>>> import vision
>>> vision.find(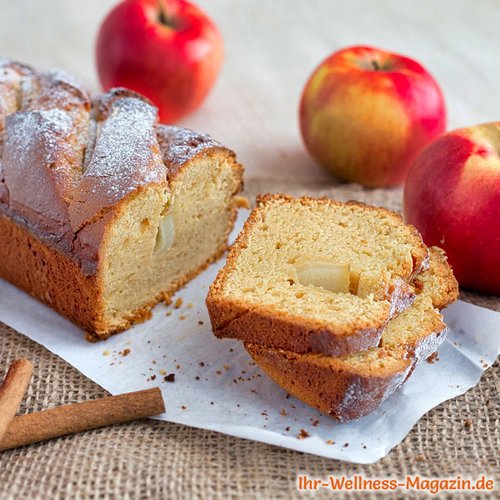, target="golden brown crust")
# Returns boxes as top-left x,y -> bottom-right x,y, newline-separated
0,212 -> 106,334
414,247 -> 459,309
207,193 -> 429,355
245,342 -> 412,422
